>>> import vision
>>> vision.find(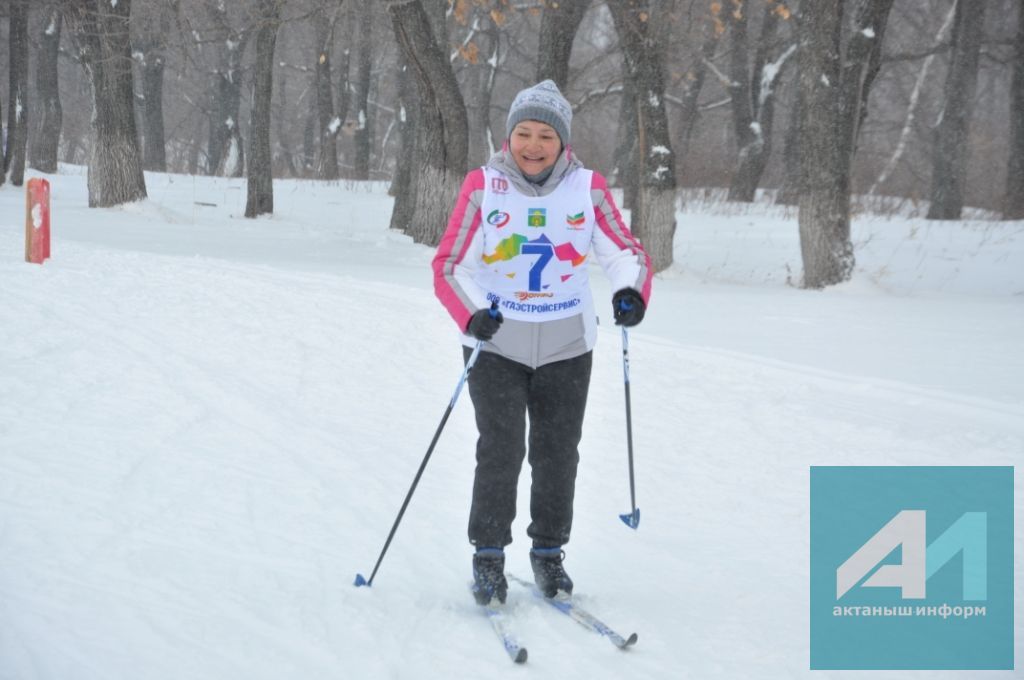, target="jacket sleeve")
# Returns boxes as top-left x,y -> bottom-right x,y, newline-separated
432,169 -> 489,331
589,171 -> 653,305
